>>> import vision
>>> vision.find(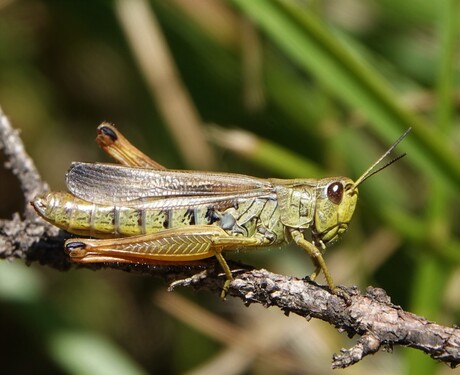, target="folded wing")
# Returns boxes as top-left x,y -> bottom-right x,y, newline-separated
66,162 -> 274,205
